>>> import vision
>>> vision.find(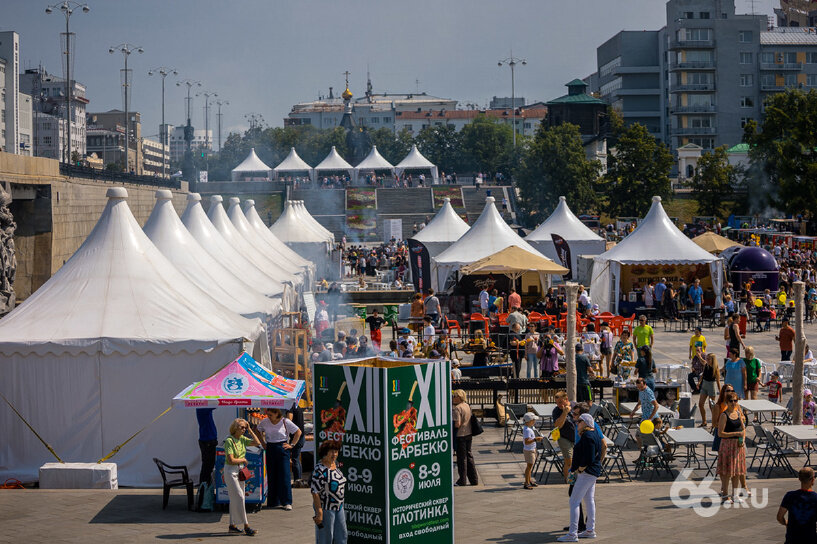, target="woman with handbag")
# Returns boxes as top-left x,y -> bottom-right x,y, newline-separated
452,389 -> 478,486
224,418 -> 261,536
